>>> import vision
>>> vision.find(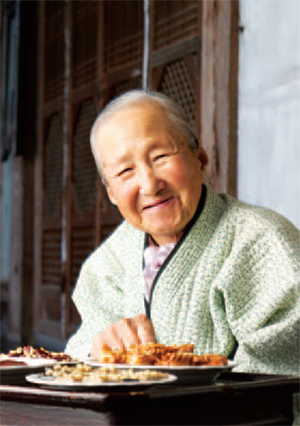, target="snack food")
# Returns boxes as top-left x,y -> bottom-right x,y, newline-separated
0,346 -> 72,362
98,343 -> 228,367
44,363 -> 170,383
